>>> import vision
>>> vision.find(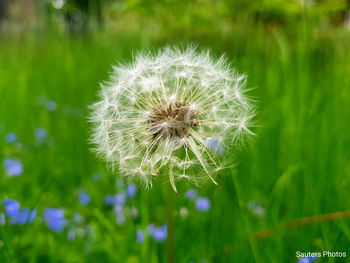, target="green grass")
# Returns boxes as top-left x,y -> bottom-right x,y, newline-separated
0,22 -> 350,263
